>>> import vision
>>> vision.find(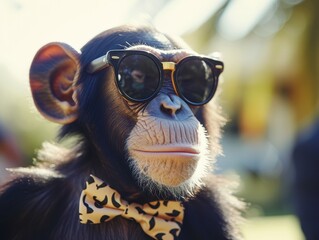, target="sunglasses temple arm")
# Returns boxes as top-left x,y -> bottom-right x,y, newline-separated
215,61 -> 224,76
87,55 -> 110,74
